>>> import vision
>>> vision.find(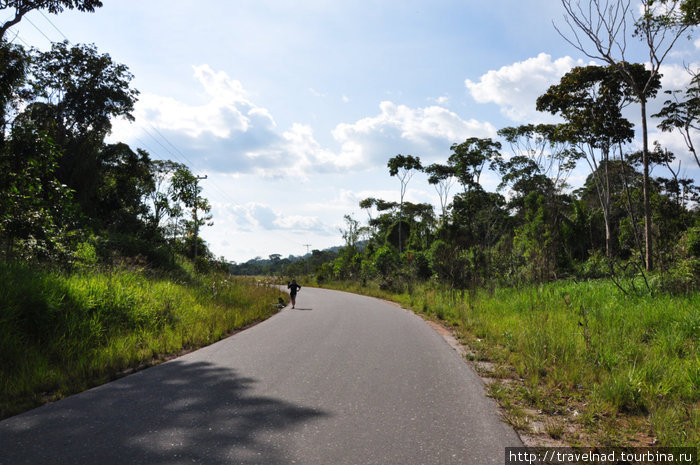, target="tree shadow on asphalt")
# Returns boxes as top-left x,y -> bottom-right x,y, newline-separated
0,360 -> 329,465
